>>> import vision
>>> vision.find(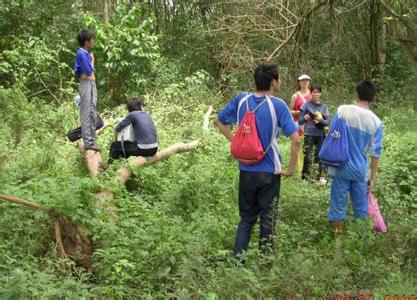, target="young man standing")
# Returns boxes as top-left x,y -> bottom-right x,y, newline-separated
327,80 -> 383,230
74,29 -> 100,152
215,62 -> 301,256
